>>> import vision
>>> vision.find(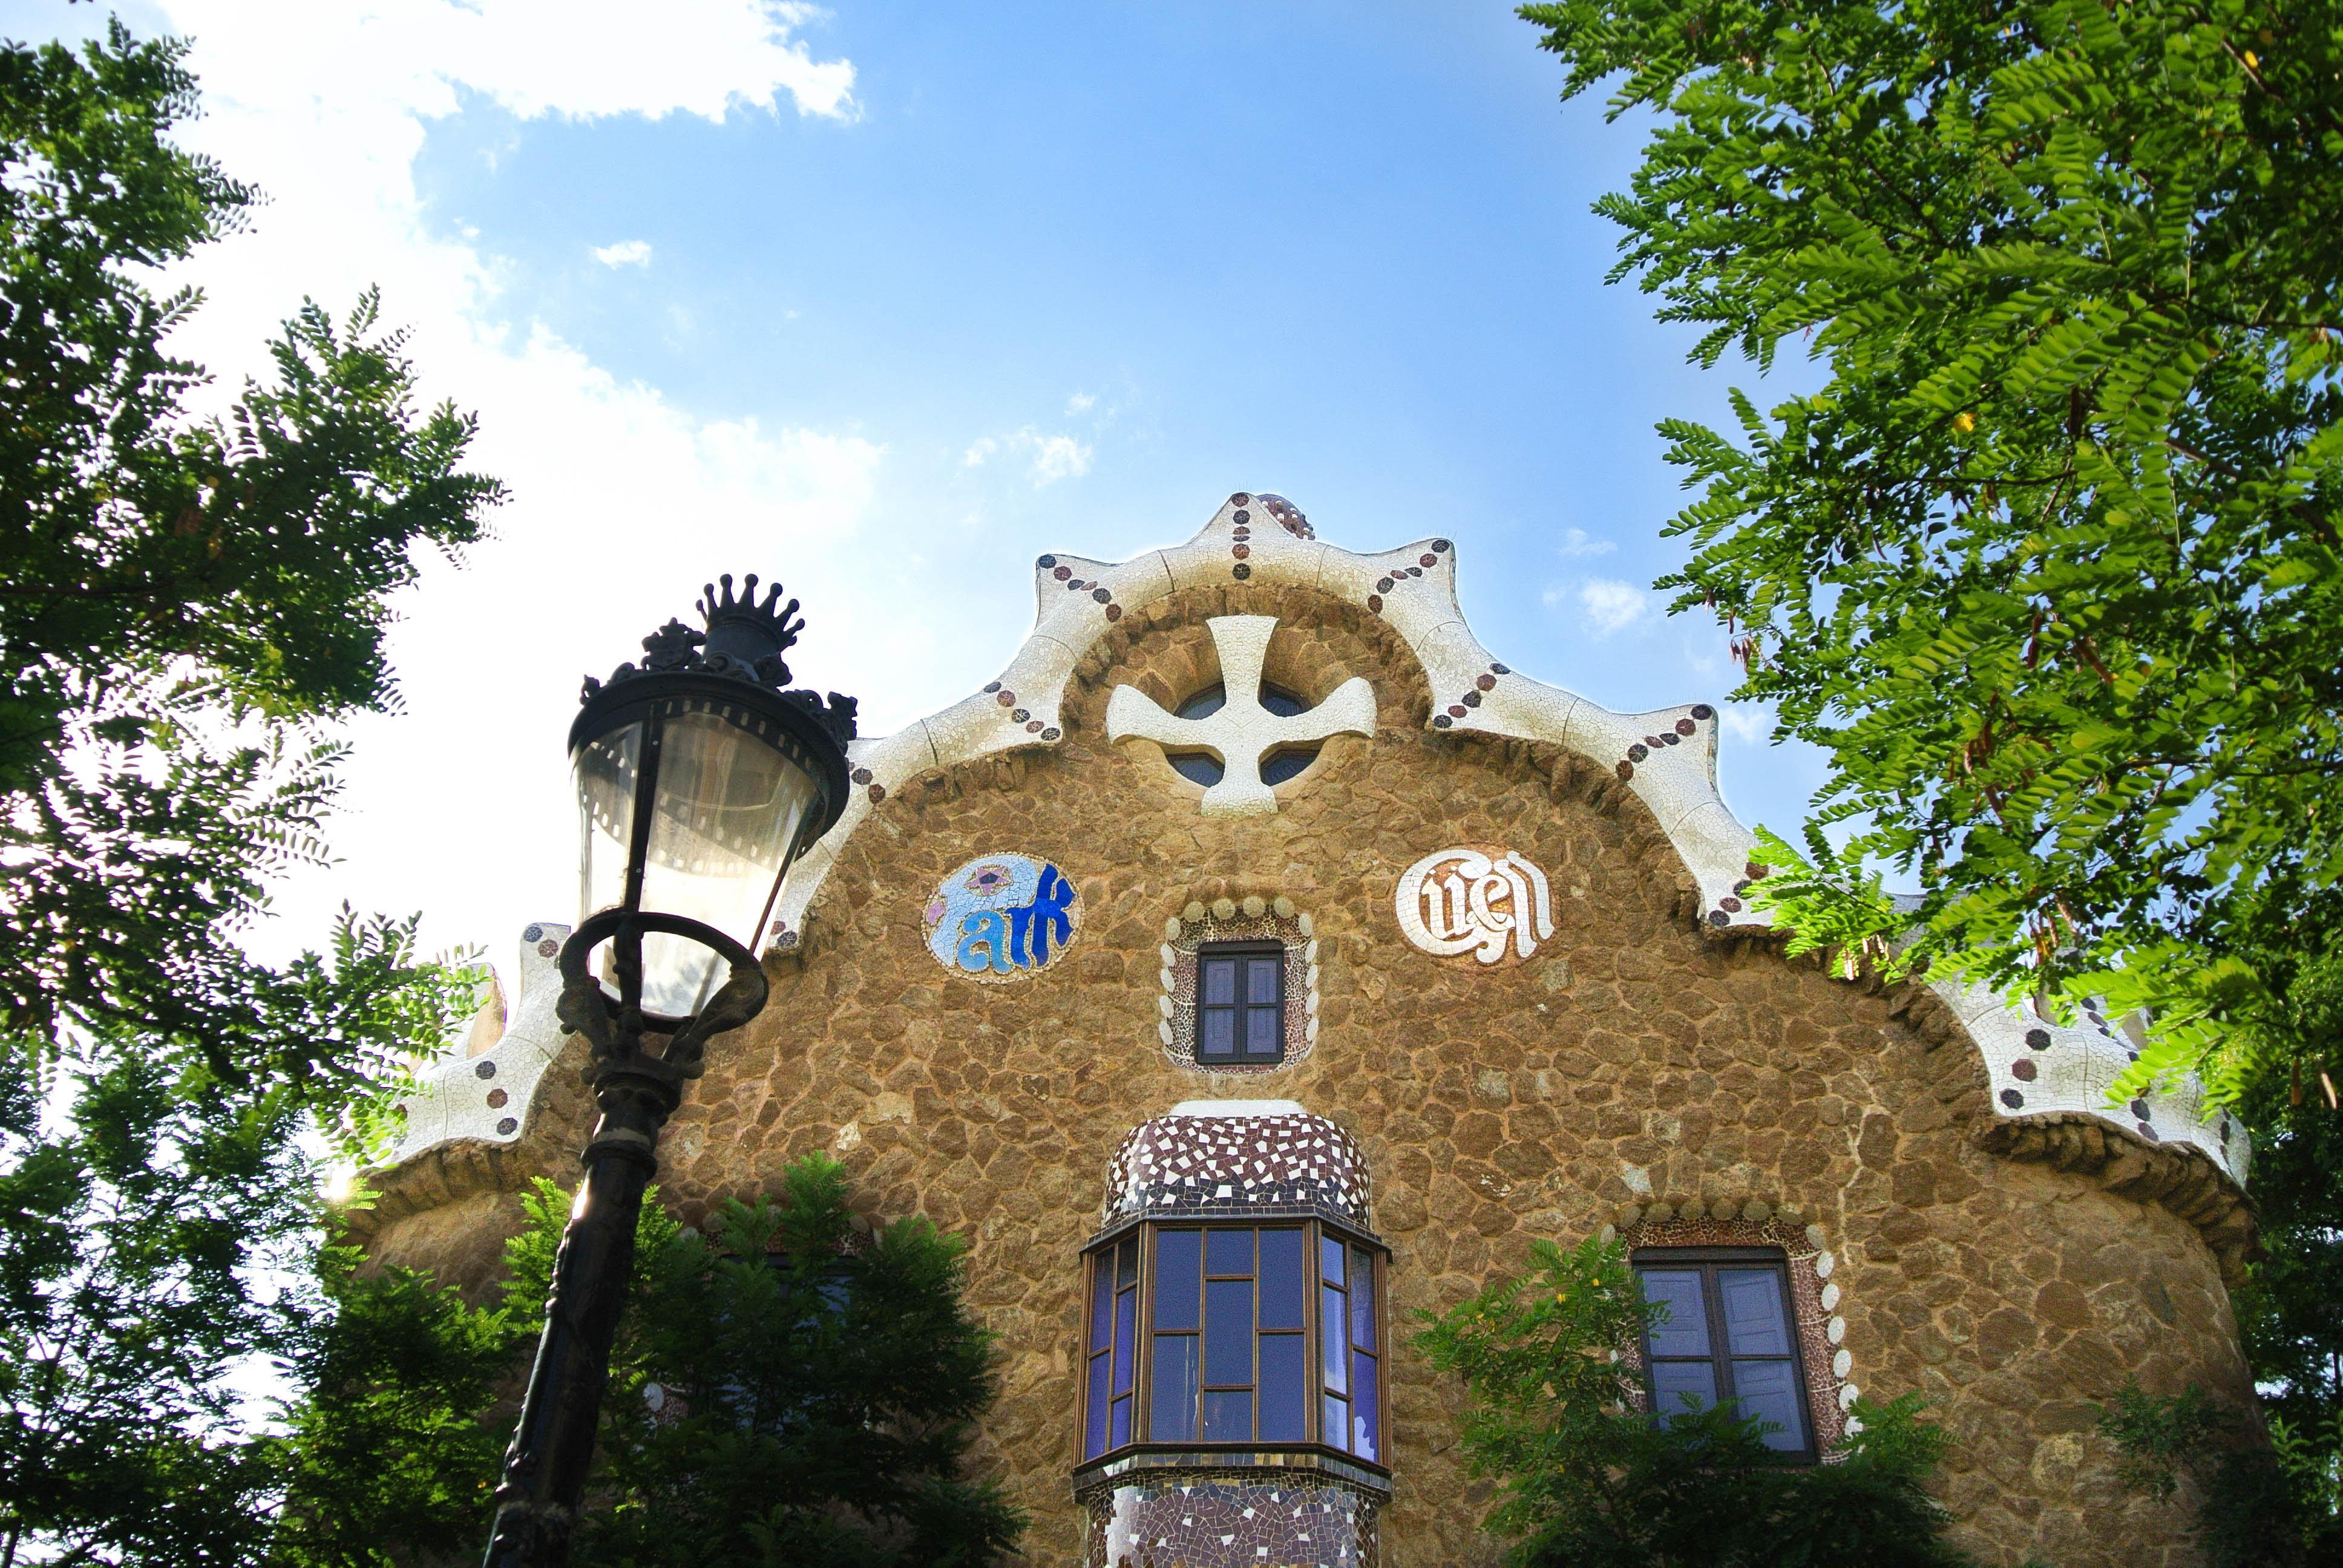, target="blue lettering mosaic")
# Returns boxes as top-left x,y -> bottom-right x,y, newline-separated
922,854 -> 1083,981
